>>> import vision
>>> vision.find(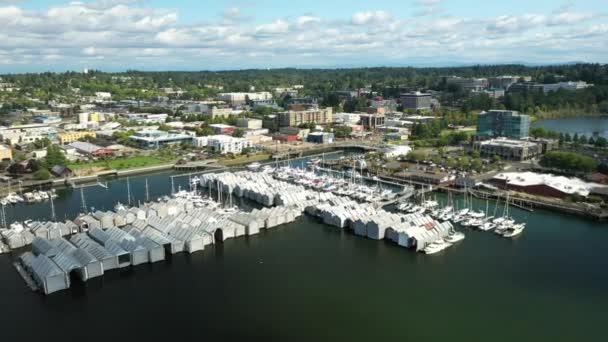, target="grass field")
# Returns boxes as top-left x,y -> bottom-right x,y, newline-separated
218,153 -> 271,166
68,155 -> 173,171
